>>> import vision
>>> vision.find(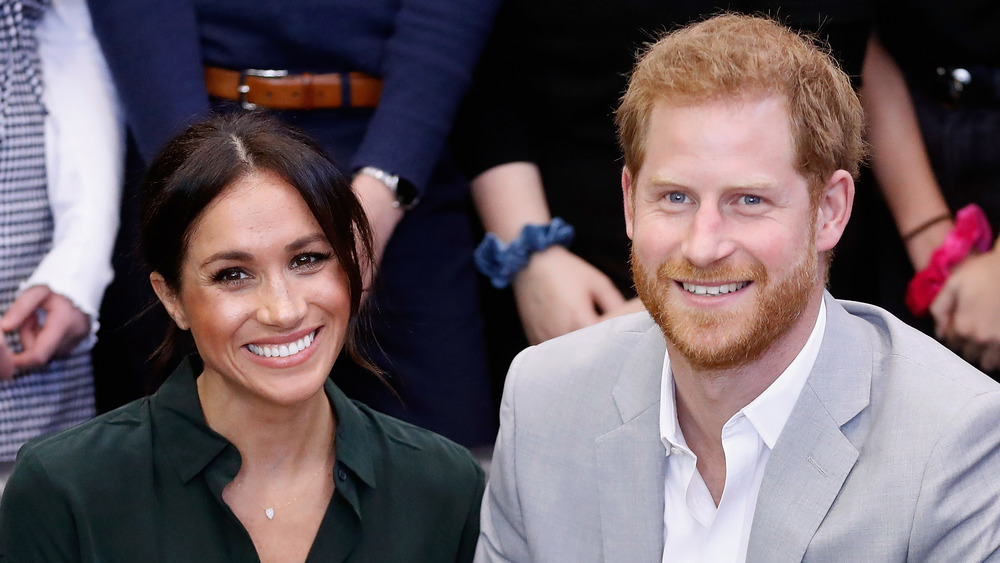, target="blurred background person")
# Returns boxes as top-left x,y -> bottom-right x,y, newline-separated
861,0 -> 1000,375
0,0 -> 122,487
86,0 -> 501,448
